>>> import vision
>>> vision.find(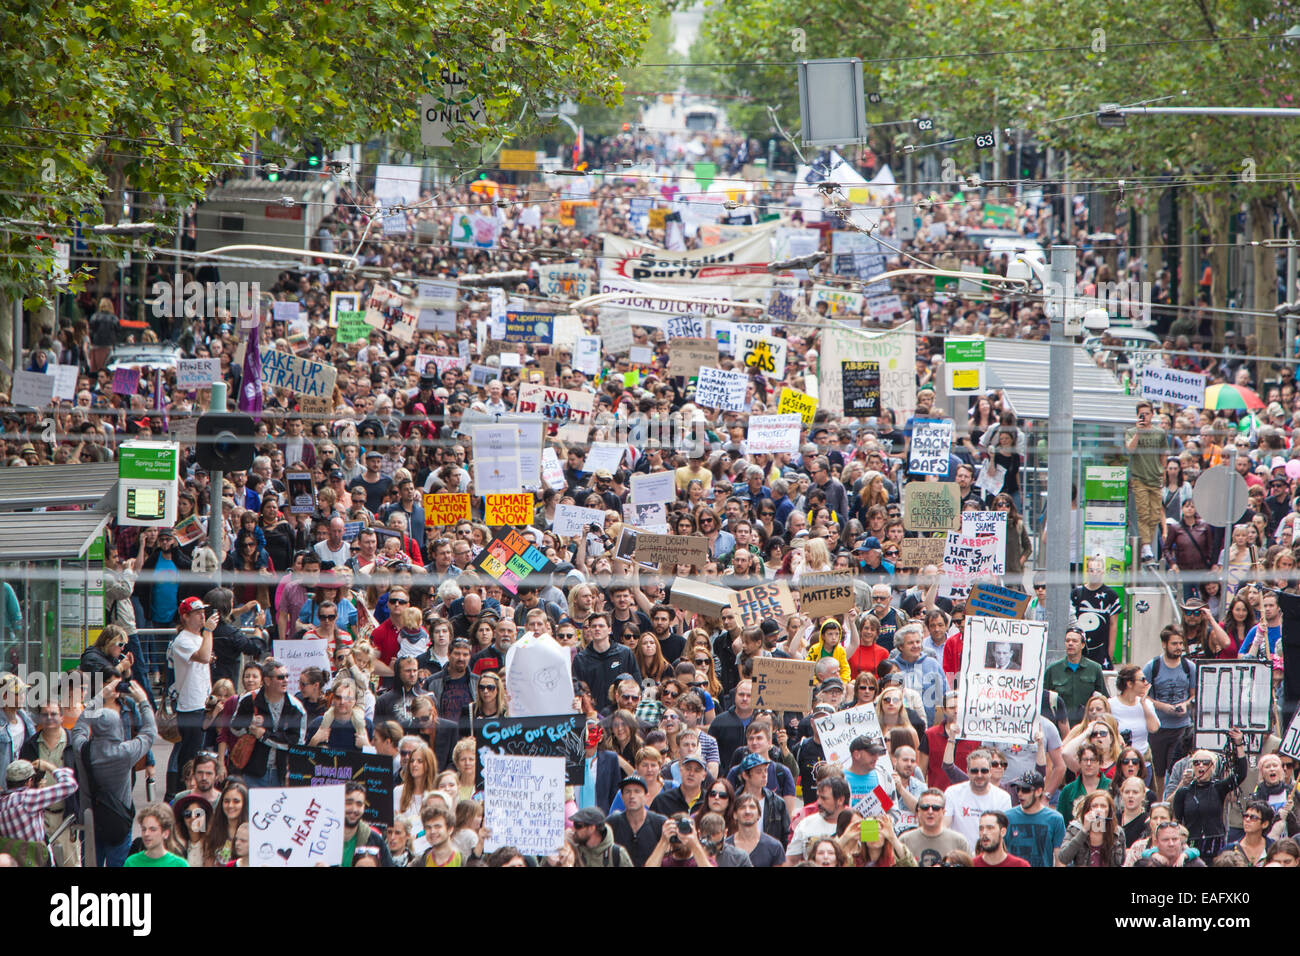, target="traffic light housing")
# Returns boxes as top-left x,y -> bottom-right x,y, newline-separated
195,412 -> 256,472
